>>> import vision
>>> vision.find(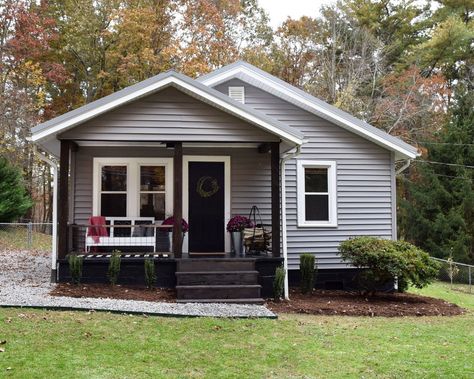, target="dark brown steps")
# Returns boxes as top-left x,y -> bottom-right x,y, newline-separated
177,258 -> 255,272
176,285 -> 261,300
175,258 -> 263,303
176,271 -> 258,286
